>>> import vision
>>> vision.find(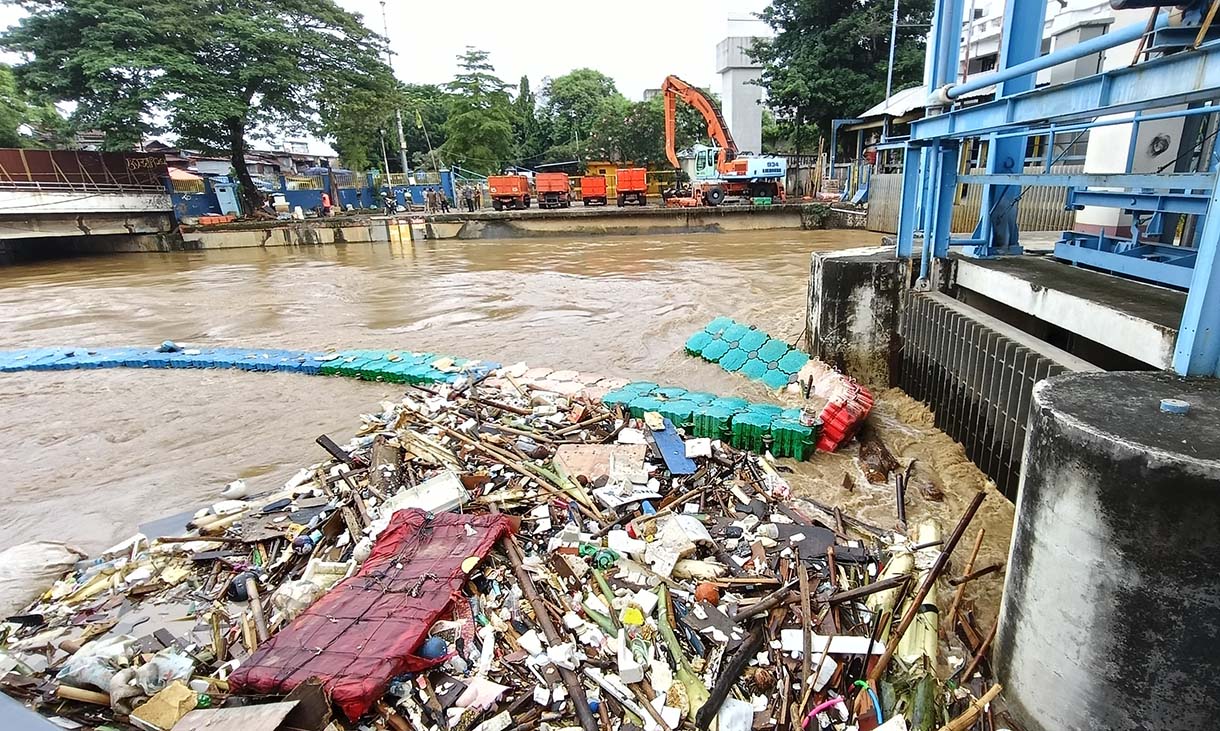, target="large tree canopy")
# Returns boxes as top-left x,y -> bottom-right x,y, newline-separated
441,47 -> 516,176
751,0 -> 932,143
541,69 -> 624,157
3,0 -> 393,209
